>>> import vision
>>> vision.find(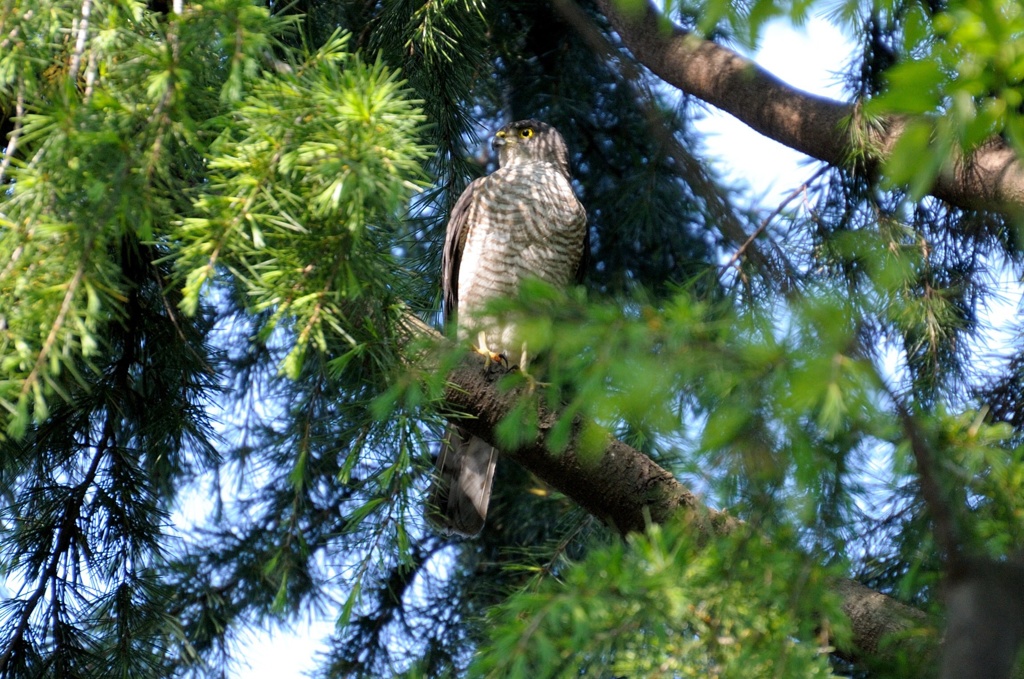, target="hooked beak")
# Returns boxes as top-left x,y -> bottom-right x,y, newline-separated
491,130 -> 509,151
